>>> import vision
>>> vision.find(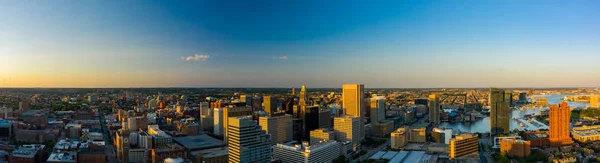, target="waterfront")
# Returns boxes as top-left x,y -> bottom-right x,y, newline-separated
439,94 -> 590,133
